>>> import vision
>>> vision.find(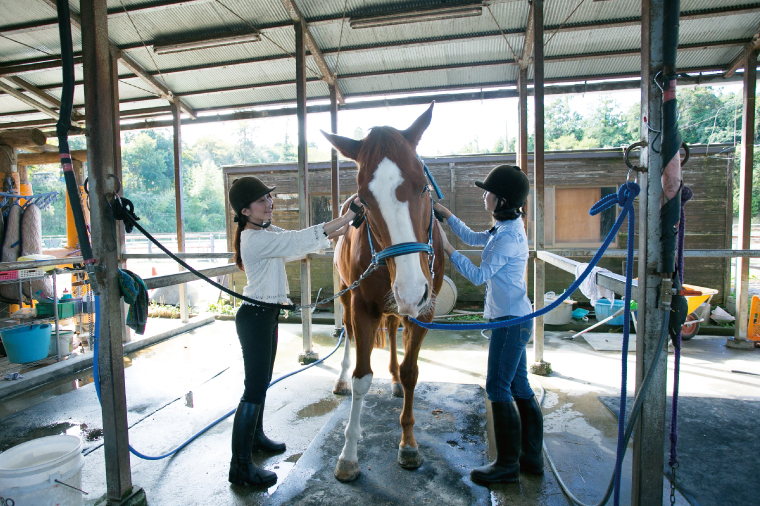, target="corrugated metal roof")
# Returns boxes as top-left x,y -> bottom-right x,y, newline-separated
0,0 -> 757,126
